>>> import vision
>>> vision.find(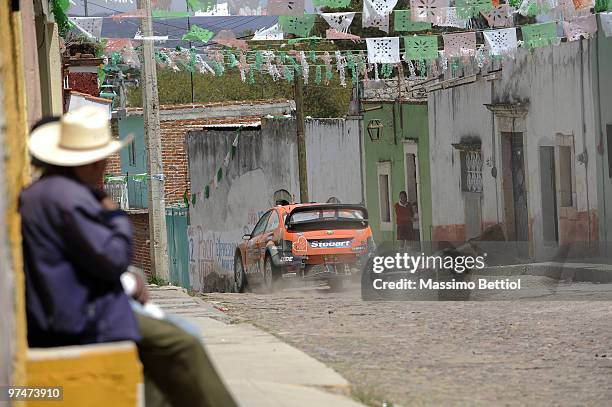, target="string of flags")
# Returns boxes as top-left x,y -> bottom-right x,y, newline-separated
72,0 -> 612,86
184,127 -> 241,208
